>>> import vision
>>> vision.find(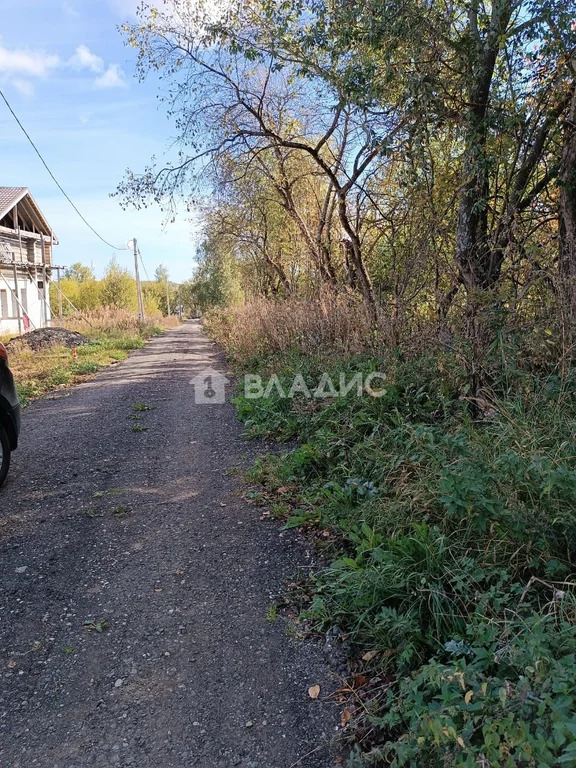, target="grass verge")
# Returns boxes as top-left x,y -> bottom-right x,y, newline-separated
206,302 -> 576,768
4,310 -> 179,404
